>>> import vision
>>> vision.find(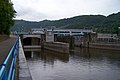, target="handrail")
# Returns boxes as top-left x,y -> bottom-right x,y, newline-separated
0,37 -> 19,80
